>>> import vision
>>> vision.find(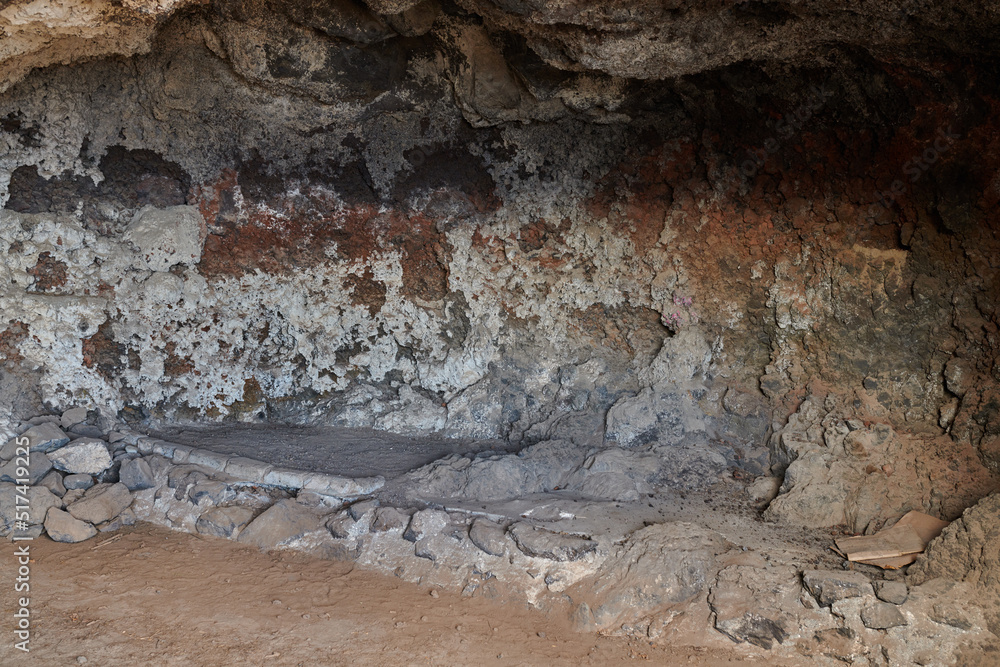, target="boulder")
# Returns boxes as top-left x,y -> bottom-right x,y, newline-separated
38,470 -> 67,497
48,438 -> 113,475
66,482 -> 133,524
237,499 -> 322,549
119,457 -> 156,491
0,452 -> 53,484
44,507 -> 97,543
0,423 -> 69,459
